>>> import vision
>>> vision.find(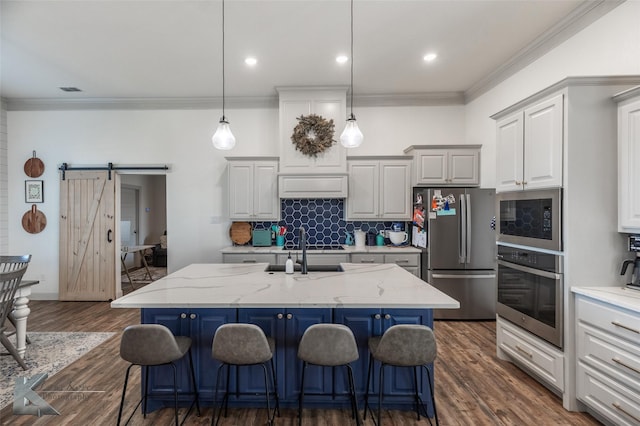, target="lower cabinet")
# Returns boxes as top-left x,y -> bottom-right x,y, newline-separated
351,253 -> 421,278
141,307 -> 434,411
